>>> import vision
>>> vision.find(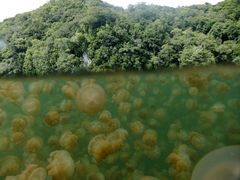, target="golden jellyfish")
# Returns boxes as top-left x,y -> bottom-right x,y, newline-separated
189,132 -> 206,149
28,81 -> 43,95
88,129 -> 128,163
167,145 -> 191,180
191,146 -> 240,180
185,99 -> 198,110
59,131 -> 78,150
0,156 -> 20,177
11,132 -> 25,146
21,96 -> 41,115
62,84 -> 76,99
89,121 -> 106,135
26,137 -> 43,153
112,89 -> 130,103
130,121 -> 144,135
59,100 -> 72,112
106,118 -> 120,133
188,87 -> 199,96
47,150 -> 75,180
88,134 -> 114,163
75,161 -> 99,178
107,128 -> 128,152
143,146 -> 160,160
42,81 -> 54,94
76,83 -> 106,115
74,127 -> 87,139
216,82 -> 230,94
183,73 -> 209,90
98,110 -> 112,122
11,117 -> 27,132
142,129 -> 158,147
133,98 -> 143,108
199,111 -> 217,127
44,111 -> 61,127
210,102 -> 225,113
2,81 -> 25,104
48,135 -> 61,149
10,164 -> 47,180
118,102 -> 131,114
